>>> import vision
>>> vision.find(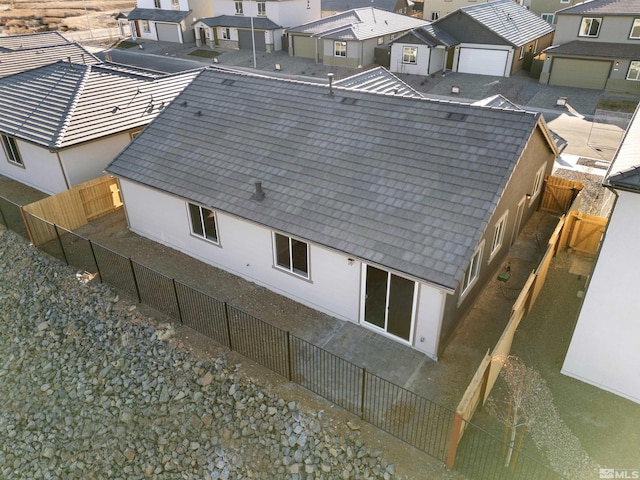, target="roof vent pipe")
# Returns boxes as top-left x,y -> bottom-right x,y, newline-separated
327,73 -> 334,95
253,181 -> 265,202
